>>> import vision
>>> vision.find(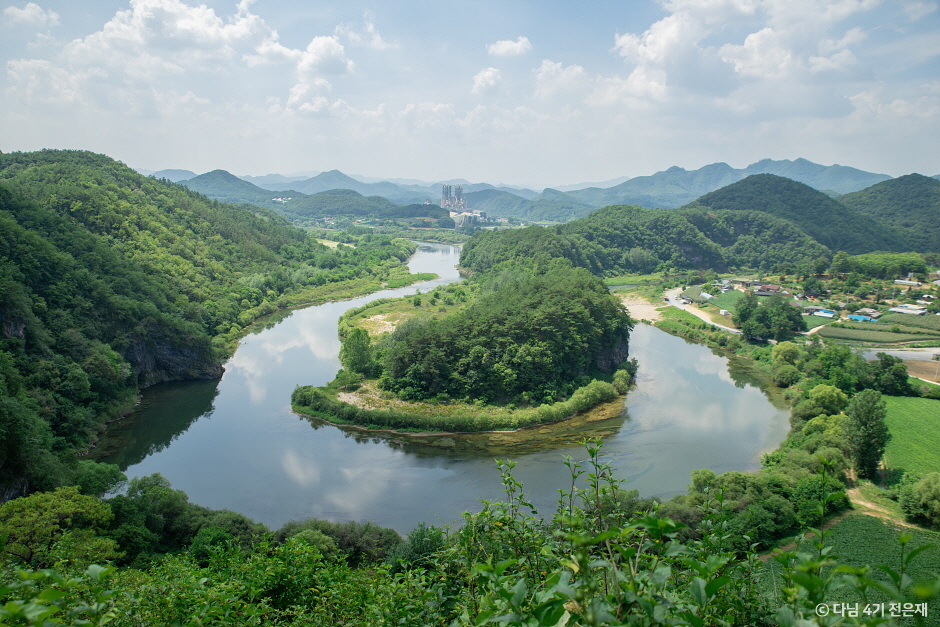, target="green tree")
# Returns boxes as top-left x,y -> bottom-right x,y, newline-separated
844,389 -> 890,481
899,472 -> 940,528
828,250 -> 852,275
771,340 -> 800,365
0,486 -> 120,568
338,327 -> 376,376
